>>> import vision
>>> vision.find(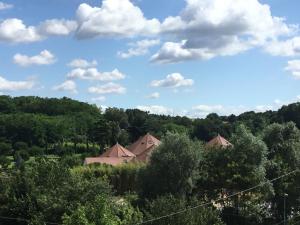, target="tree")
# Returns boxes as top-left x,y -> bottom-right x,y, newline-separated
263,122 -> 300,221
144,194 -> 224,225
62,195 -> 142,225
198,125 -> 272,225
140,133 -> 202,198
0,158 -> 112,225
